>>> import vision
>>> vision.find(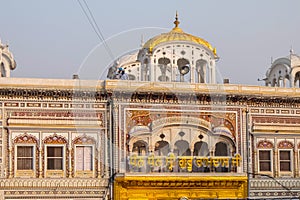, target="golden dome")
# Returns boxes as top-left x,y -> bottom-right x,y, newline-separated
143,13 -> 217,56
